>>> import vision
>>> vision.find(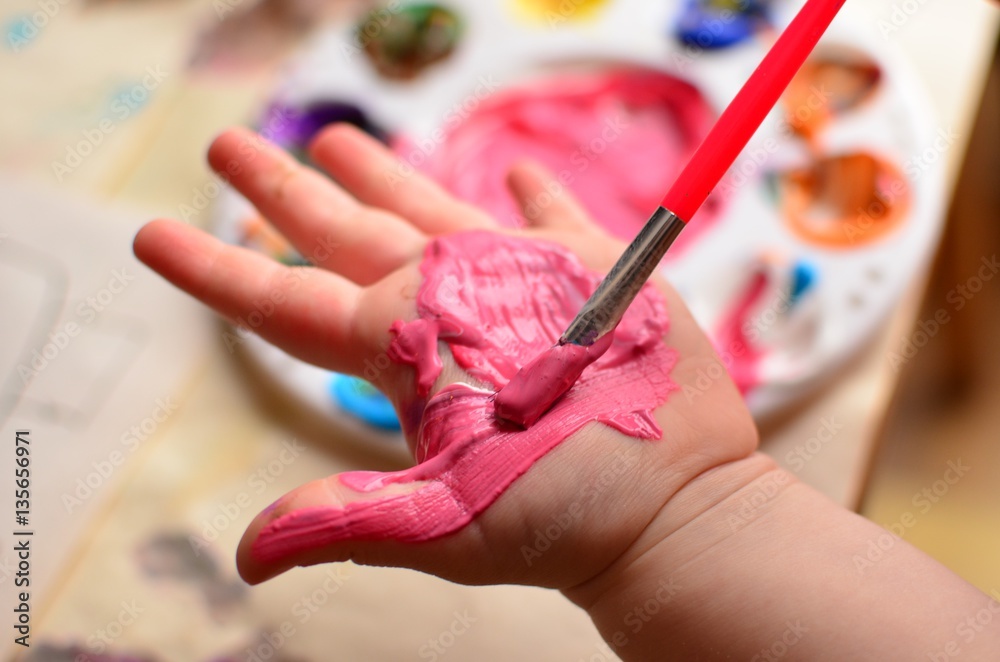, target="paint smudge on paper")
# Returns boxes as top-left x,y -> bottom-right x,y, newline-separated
136,532 -> 246,615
